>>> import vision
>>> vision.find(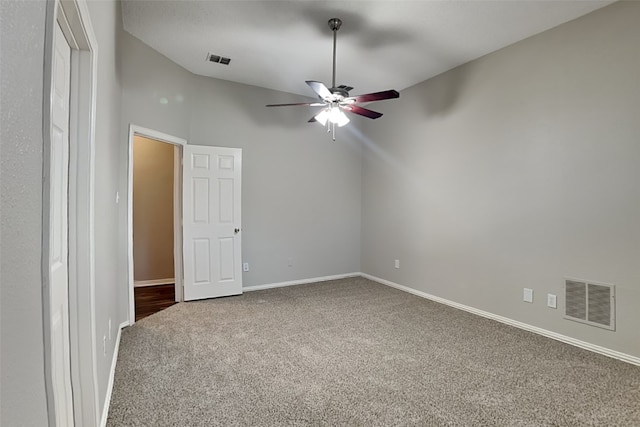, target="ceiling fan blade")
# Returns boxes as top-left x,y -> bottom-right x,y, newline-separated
344,105 -> 383,119
306,80 -> 332,100
266,102 -> 325,107
345,89 -> 400,104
